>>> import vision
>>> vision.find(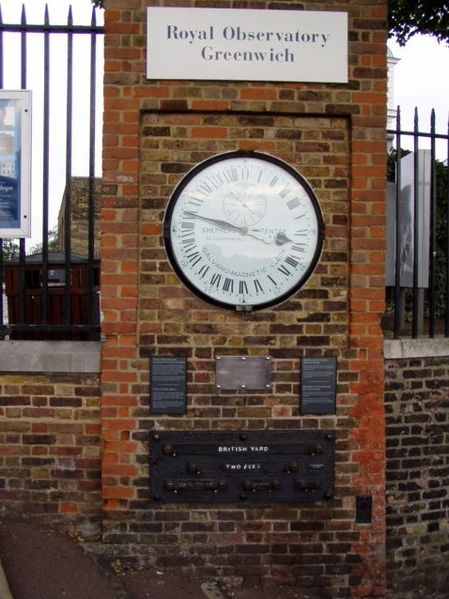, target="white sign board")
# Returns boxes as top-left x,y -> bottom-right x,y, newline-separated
147,8 -> 348,83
